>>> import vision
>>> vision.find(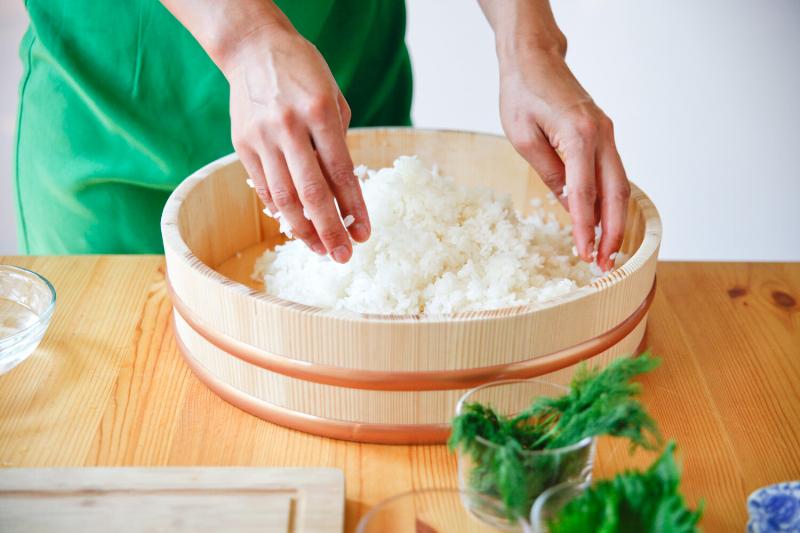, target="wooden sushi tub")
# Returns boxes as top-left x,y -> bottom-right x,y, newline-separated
162,129 -> 661,445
